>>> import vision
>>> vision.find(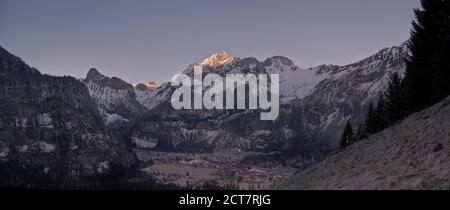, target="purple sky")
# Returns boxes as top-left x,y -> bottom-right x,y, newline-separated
0,0 -> 420,84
